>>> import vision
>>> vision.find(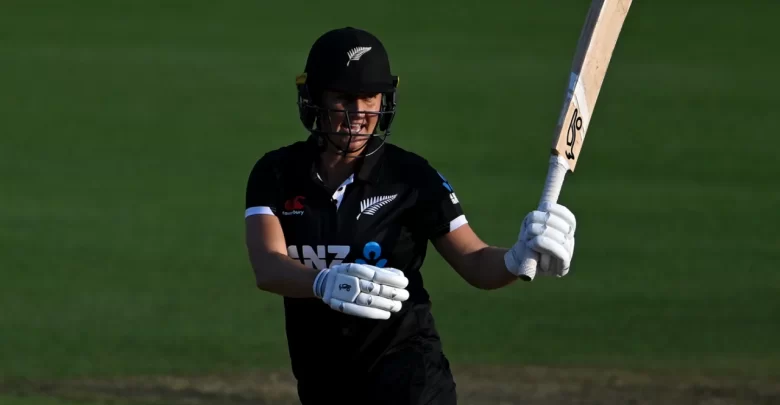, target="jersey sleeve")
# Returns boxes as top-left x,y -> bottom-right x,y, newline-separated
413,163 -> 468,240
245,153 -> 282,217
